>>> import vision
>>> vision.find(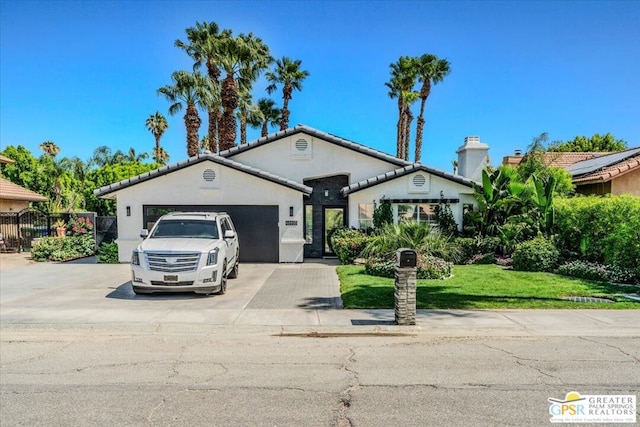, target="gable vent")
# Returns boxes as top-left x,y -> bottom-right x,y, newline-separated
295,138 -> 309,151
203,169 -> 216,182
413,174 -> 426,187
